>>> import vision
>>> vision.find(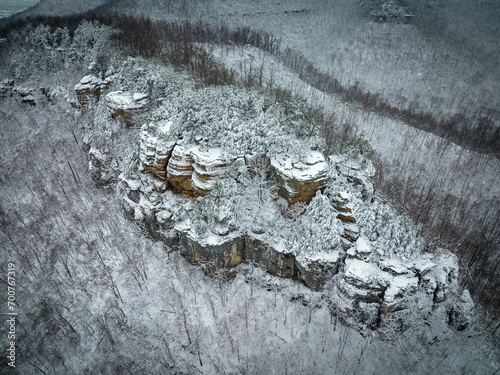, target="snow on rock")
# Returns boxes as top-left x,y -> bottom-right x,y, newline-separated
140,122 -> 244,197
246,234 -> 299,279
347,235 -> 372,259
412,256 -> 436,277
419,251 -> 459,303
12,86 -> 37,105
381,275 -> 419,314
344,258 -> 392,291
178,228 -> 245,279
336,257 -> 392,329
448,290 -> 475,331
81,59 -> 473,335
88,146 -> 117,186
0,79 -> 14,98
74,74 -> 110,110
105,90 -> 149,125
271,151 -> 327,204
125,139 -> 469,332
332,192 -> 359,242
191,147 -> 243,196
331,155 -> 376,200
166,144 -> 197,198
380,258 -> 411,275
295,250 -> 342,290
140,123 -> 176,182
